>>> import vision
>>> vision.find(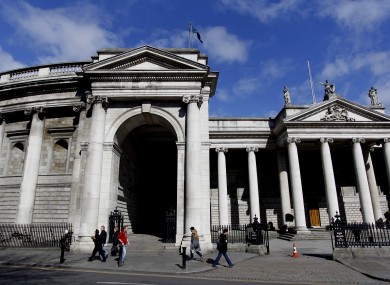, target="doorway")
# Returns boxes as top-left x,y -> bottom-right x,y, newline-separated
309,208 -> 321,227
118,124 -> 177,238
